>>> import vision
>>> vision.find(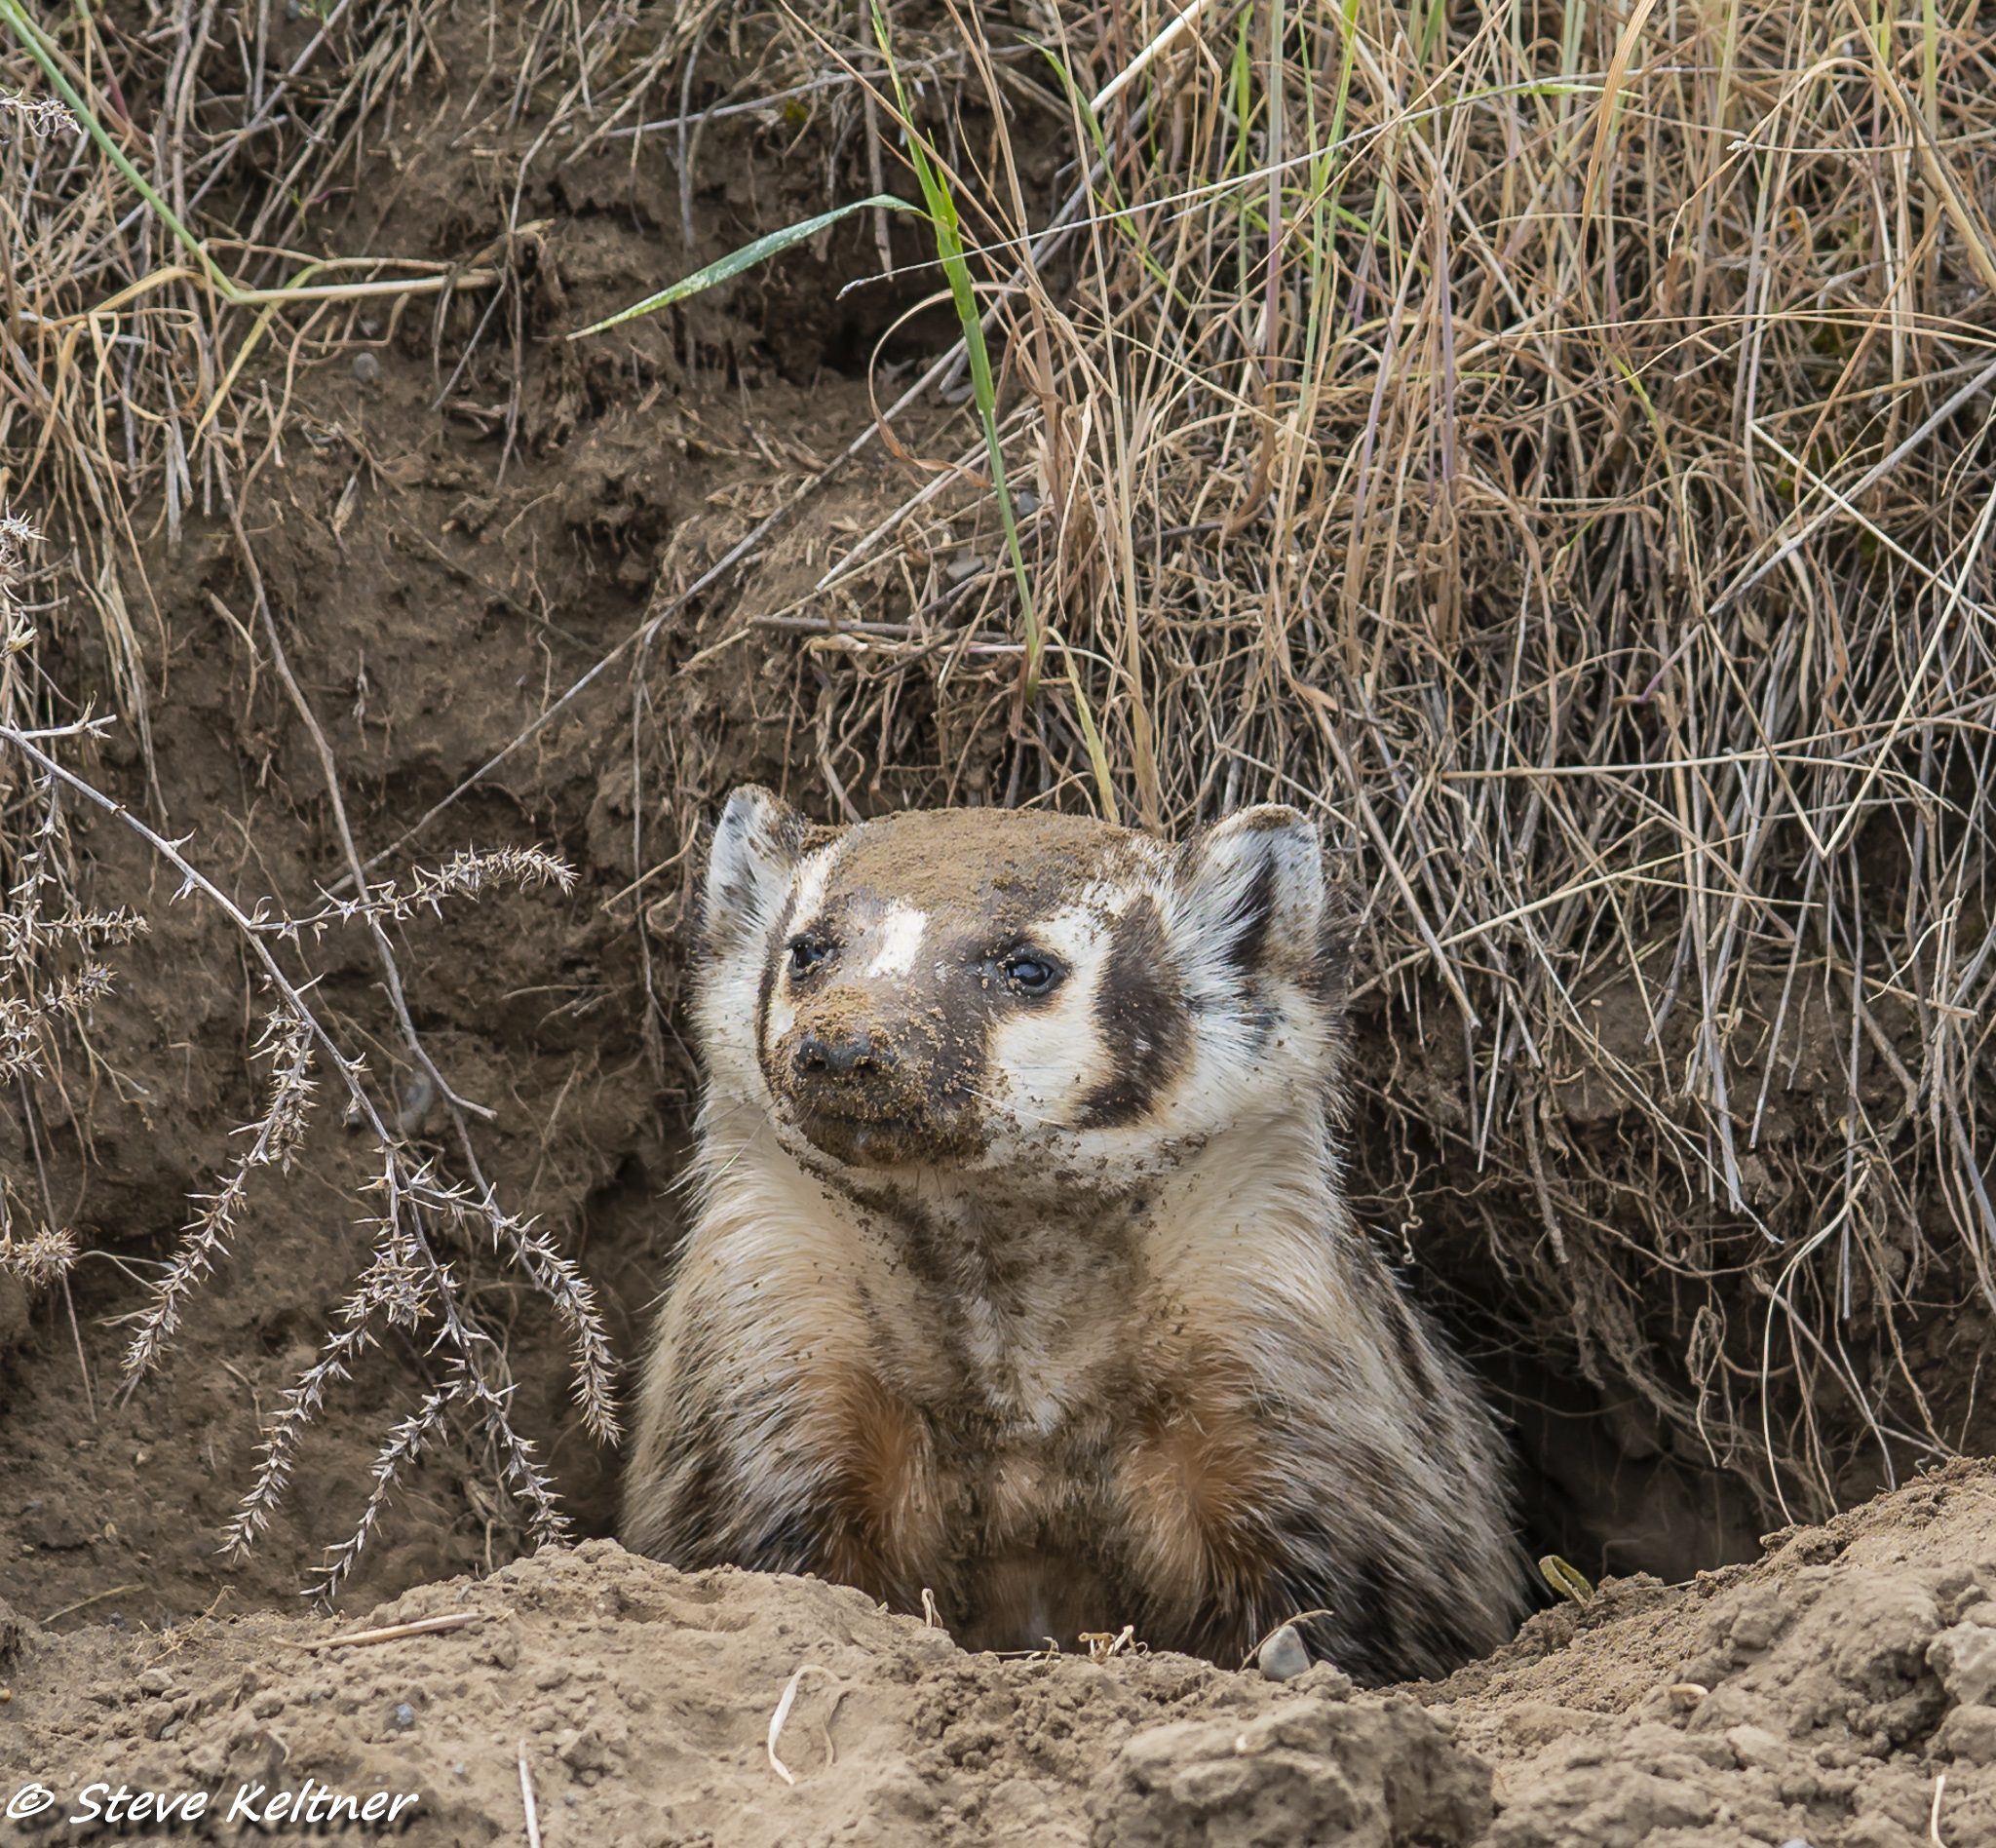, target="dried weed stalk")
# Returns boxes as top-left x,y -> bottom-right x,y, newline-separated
1,513 -> 143,1286
1,514 -> 615,1598
2,0 -> 654,1585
